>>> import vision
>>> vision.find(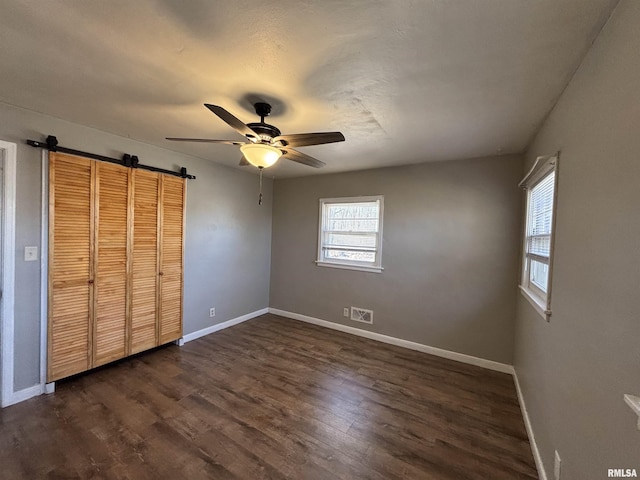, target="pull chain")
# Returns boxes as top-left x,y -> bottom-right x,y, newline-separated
258,167 -> 263,205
